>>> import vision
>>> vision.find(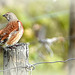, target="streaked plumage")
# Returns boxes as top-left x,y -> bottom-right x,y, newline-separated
0,12 -> 24,46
